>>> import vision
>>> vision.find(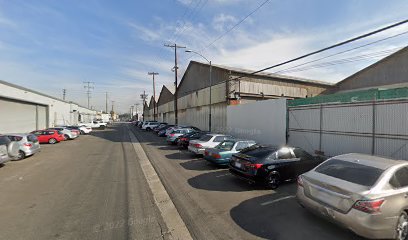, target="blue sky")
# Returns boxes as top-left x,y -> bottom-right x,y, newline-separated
0,0 -> 407,113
